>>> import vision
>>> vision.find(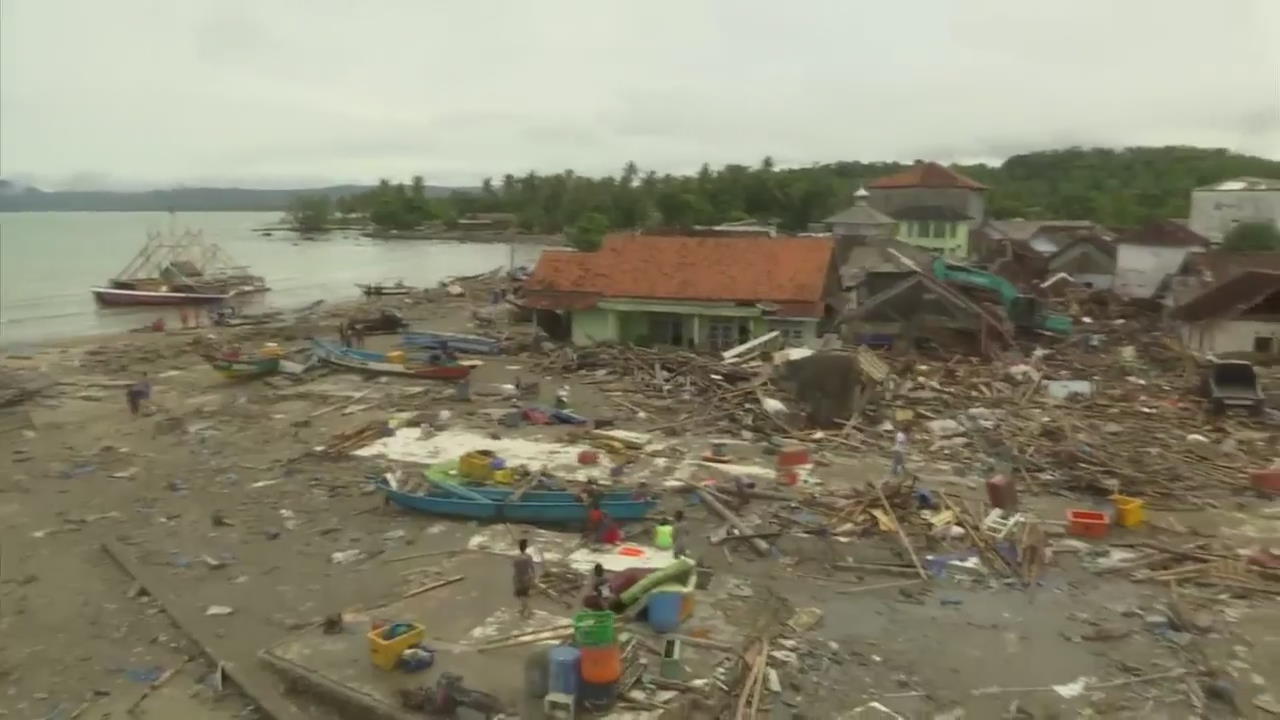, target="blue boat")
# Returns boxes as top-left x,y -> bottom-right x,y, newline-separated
468,487 -> 641,504
378,482 -> 657,524
401,331 -> 502,355
312,338 -> 473,379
